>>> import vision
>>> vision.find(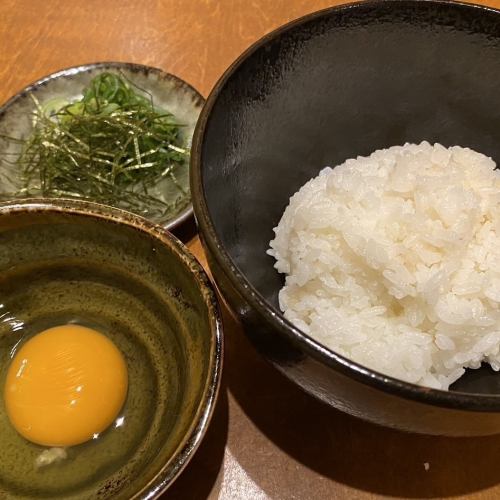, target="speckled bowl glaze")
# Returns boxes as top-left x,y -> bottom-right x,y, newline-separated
0,199 -> 222,498
192,0 -> 500,436
0,62 -> 205,230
